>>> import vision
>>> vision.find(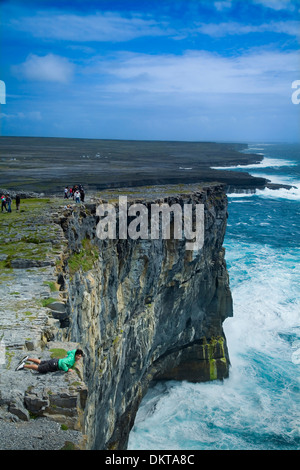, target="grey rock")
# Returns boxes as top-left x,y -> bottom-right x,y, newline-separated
47,302 -> 66,313
8,400 -> 30,421
24,393 -> 49,413
49,310 -> 69,321
10,259 -> 55,268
